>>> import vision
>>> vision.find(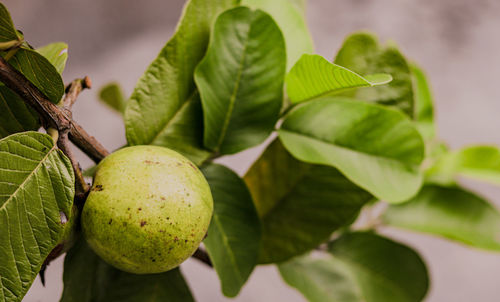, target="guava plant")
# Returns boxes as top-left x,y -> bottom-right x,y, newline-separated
0,0 -> 499,301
